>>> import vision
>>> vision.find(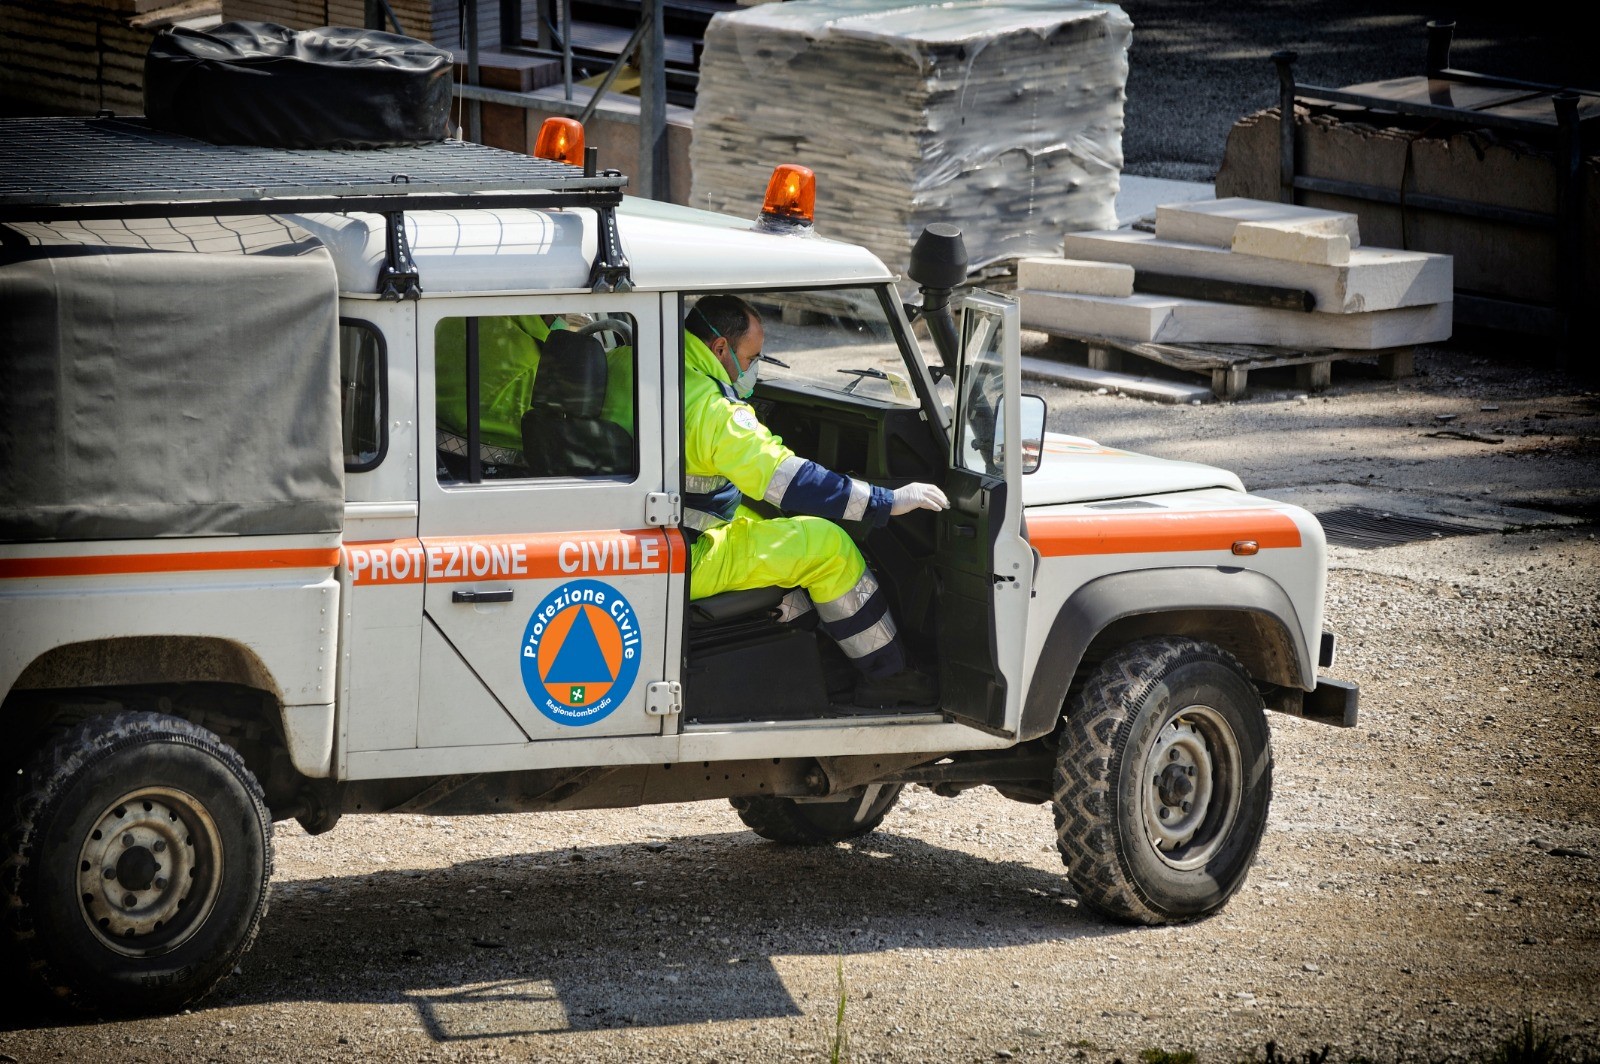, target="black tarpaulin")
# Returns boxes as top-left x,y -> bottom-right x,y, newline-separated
145,22 -> 453,149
